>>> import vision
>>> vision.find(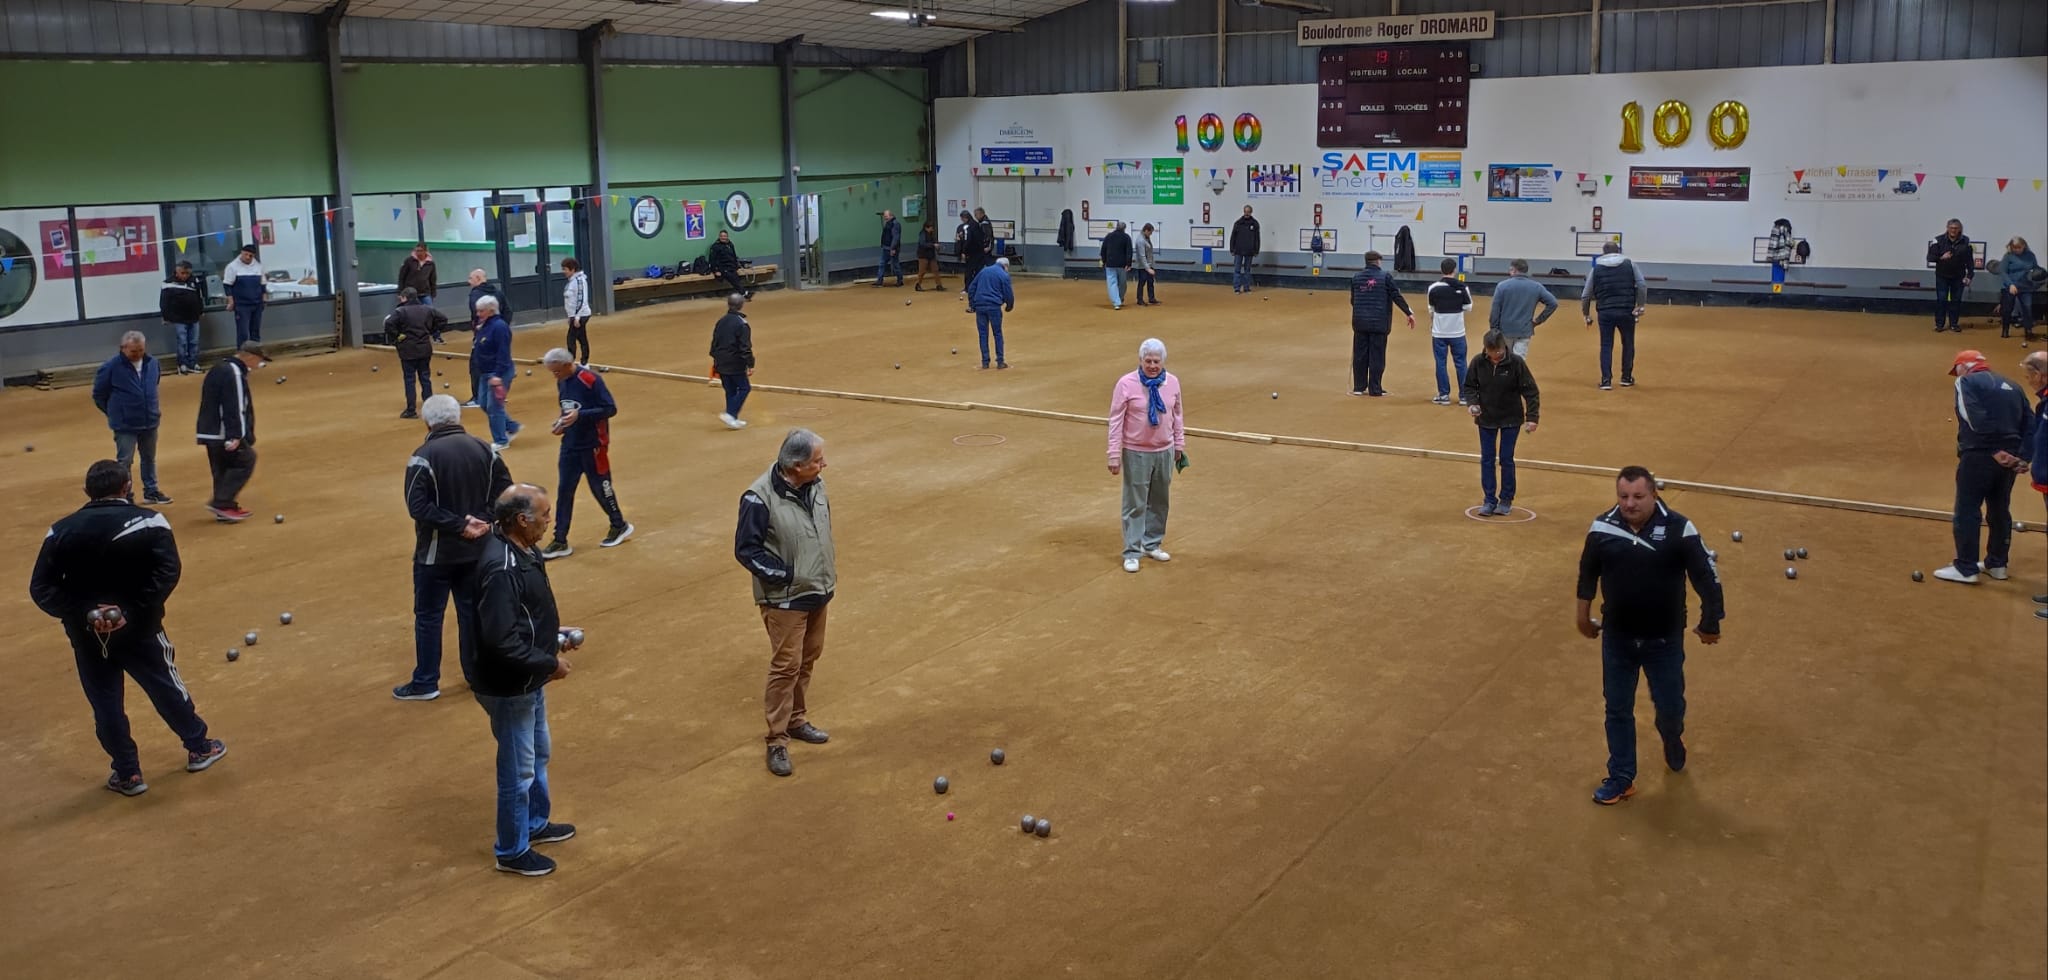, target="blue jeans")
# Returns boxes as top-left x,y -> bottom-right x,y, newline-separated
476,376 -> 519,445
112,428 -> 161,496
721,372 -> 751,418
1233,254 -> 1253,291
474,689 -> 552,859
1431,335 -> 1468,398
1598,314 -> 1638,383
875,248 -> 902,284
1601,629 -> 1687,785
1478,424 -> 1520,507
411,561 -> 478,689
1933,277 -> 1965,329
170,322 -> 200,370
975,308 -> 1006,365
1105,268 -> 1128,308
232,301 -> 263,345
